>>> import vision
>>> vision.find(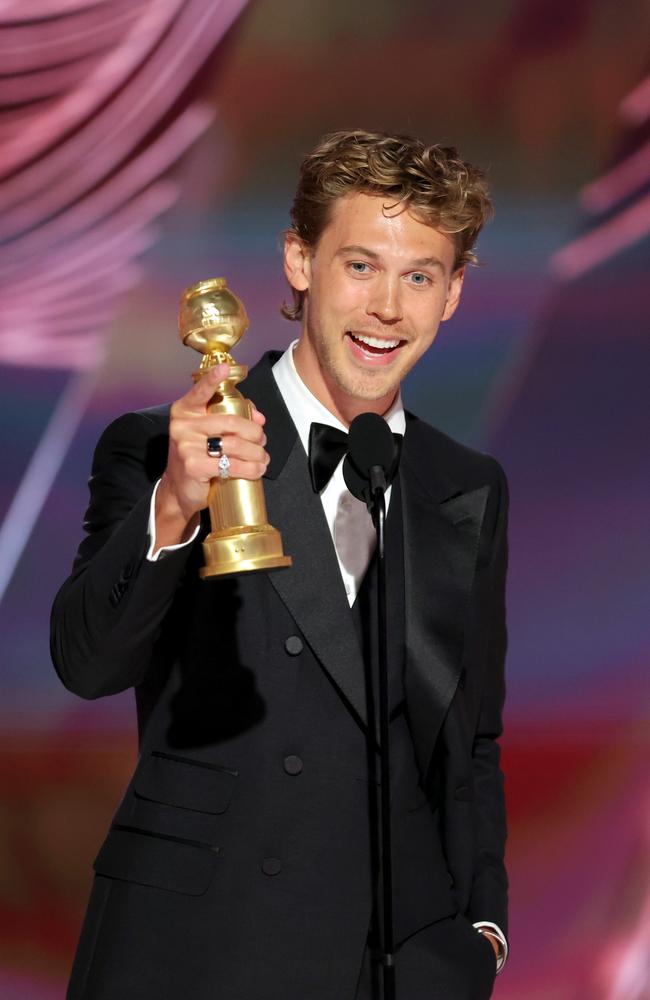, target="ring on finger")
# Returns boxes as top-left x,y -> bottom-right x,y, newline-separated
217,453 -> 231,480
206,436 -> 223,458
